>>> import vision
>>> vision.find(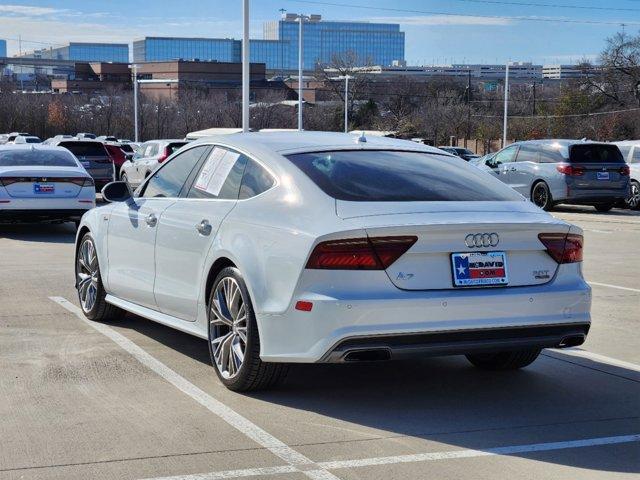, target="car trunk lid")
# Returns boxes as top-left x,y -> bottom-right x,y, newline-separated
0,167 -> 87,198
338,201 -> 567,290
